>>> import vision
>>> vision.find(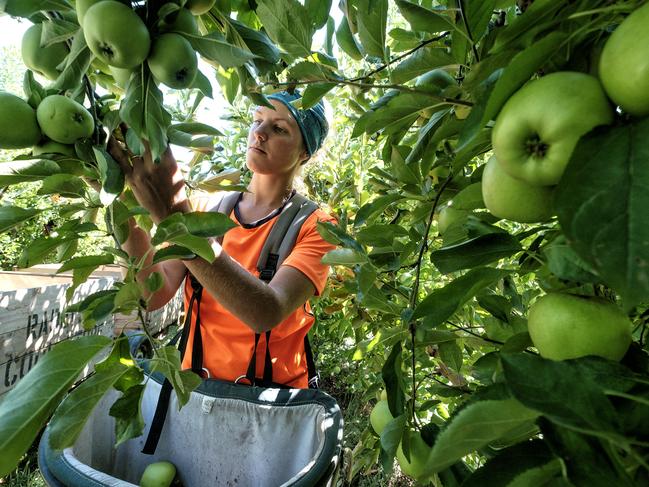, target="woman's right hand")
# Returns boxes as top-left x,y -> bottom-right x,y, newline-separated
107,135 -> 191,224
